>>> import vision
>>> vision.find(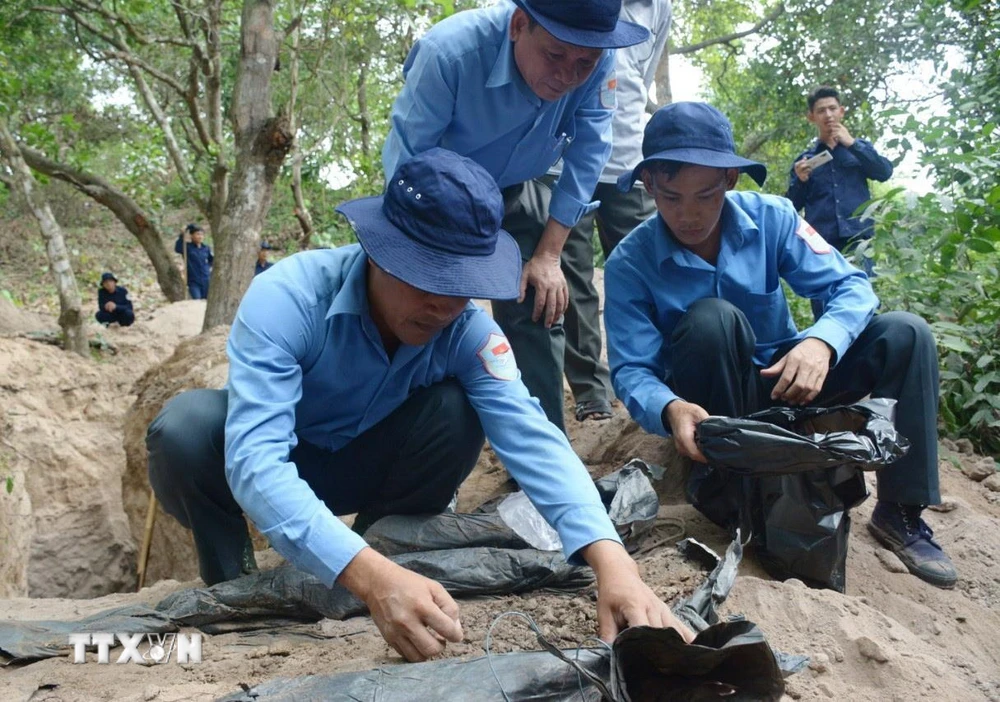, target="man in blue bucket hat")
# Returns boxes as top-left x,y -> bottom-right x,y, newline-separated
383,0 -> 649,435
605,102 -> 956,589
147,149 -> 694,663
